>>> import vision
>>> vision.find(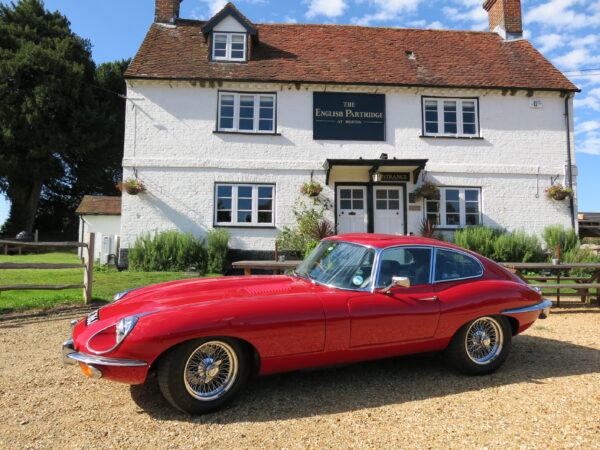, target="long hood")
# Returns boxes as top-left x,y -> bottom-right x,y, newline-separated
99,275 -> 314,318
